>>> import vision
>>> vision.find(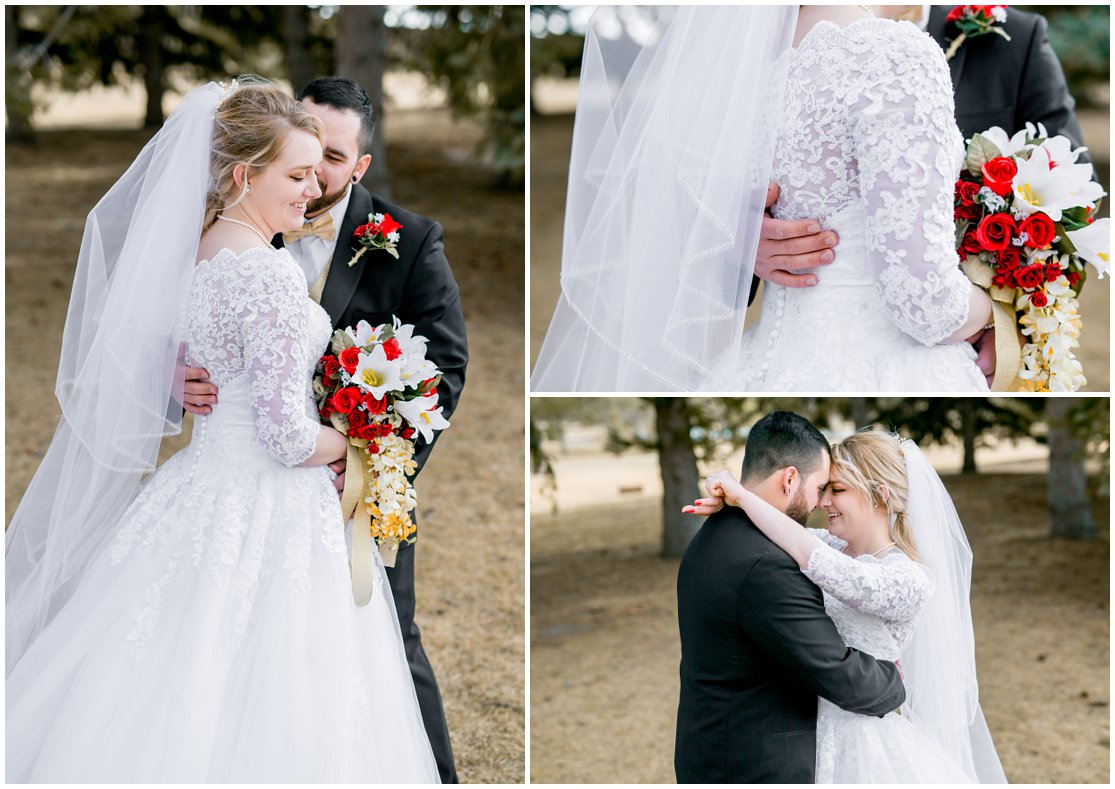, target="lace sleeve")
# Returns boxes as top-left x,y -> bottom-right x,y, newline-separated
851,25 -> 972,346
807,527 -> 846,551
238,257 -> 321,467
803,545 -> 933,622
